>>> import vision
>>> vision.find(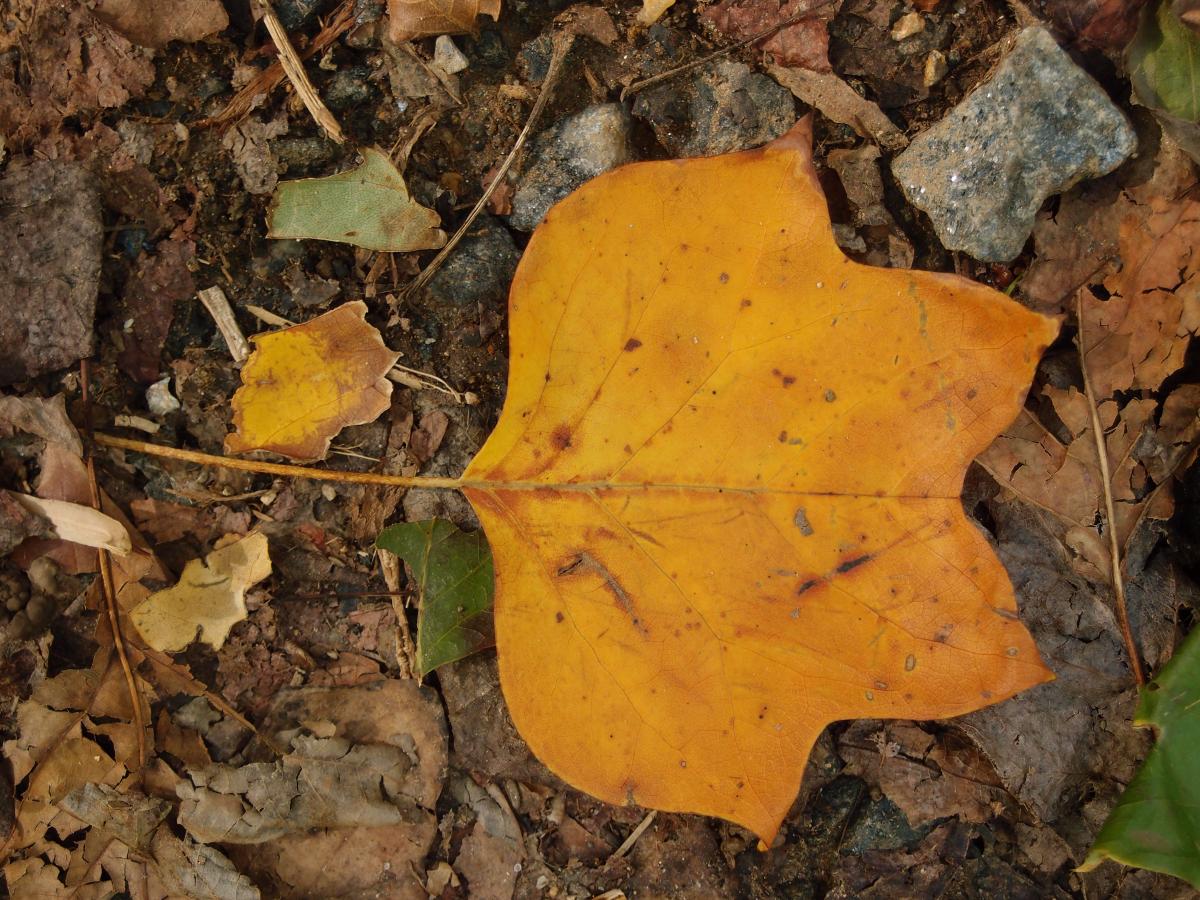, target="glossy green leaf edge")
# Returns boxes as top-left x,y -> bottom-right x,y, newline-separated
377,519 -> 495,676
1080,627 -> 1200,887
1130,0 -> 1200,122
267,146 -> 447,252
